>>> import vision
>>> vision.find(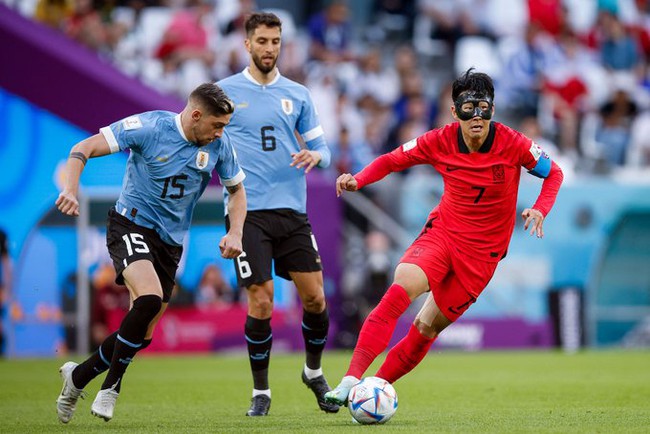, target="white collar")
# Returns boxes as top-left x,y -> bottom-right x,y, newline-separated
243,67 -> 281,86
175,114 -> 189,142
